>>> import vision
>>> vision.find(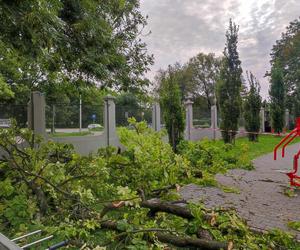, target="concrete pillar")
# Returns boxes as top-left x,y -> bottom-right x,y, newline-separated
27,91 -> 46,138
260,107 -> 265,133
152,102 -> 161,131
184,99 -> 193,140
104,95 -> 117,147
285,109 -> 289,130
211,105 -> 218,140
